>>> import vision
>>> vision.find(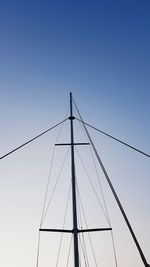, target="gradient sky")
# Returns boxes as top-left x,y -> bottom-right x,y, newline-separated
0,0 -> 150,266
